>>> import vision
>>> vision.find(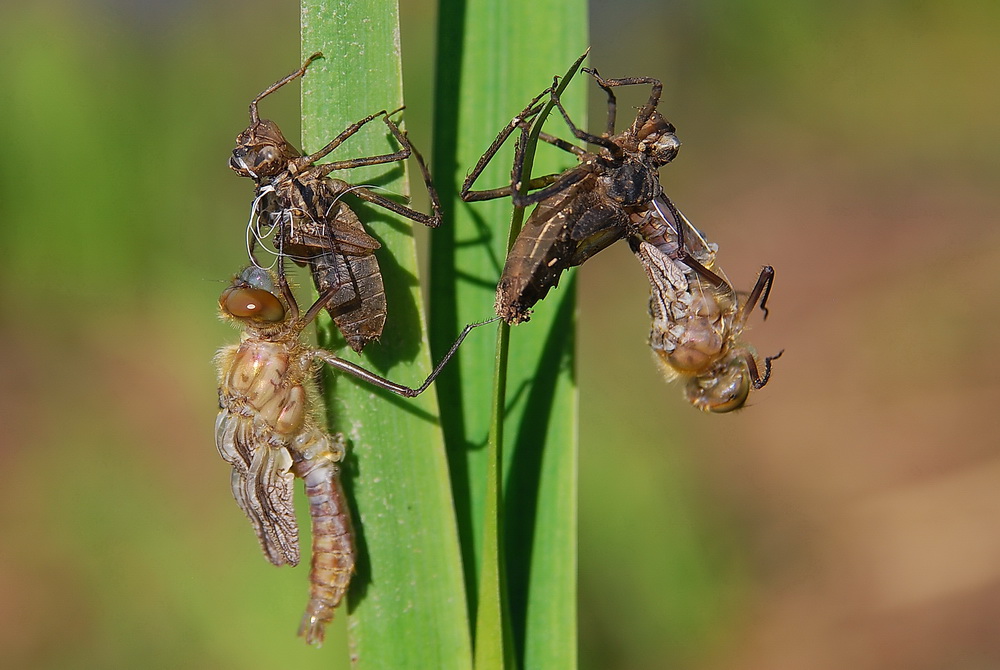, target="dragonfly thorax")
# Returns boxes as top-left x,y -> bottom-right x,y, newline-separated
224,340 -> 308,437
600,155 -> 661,206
